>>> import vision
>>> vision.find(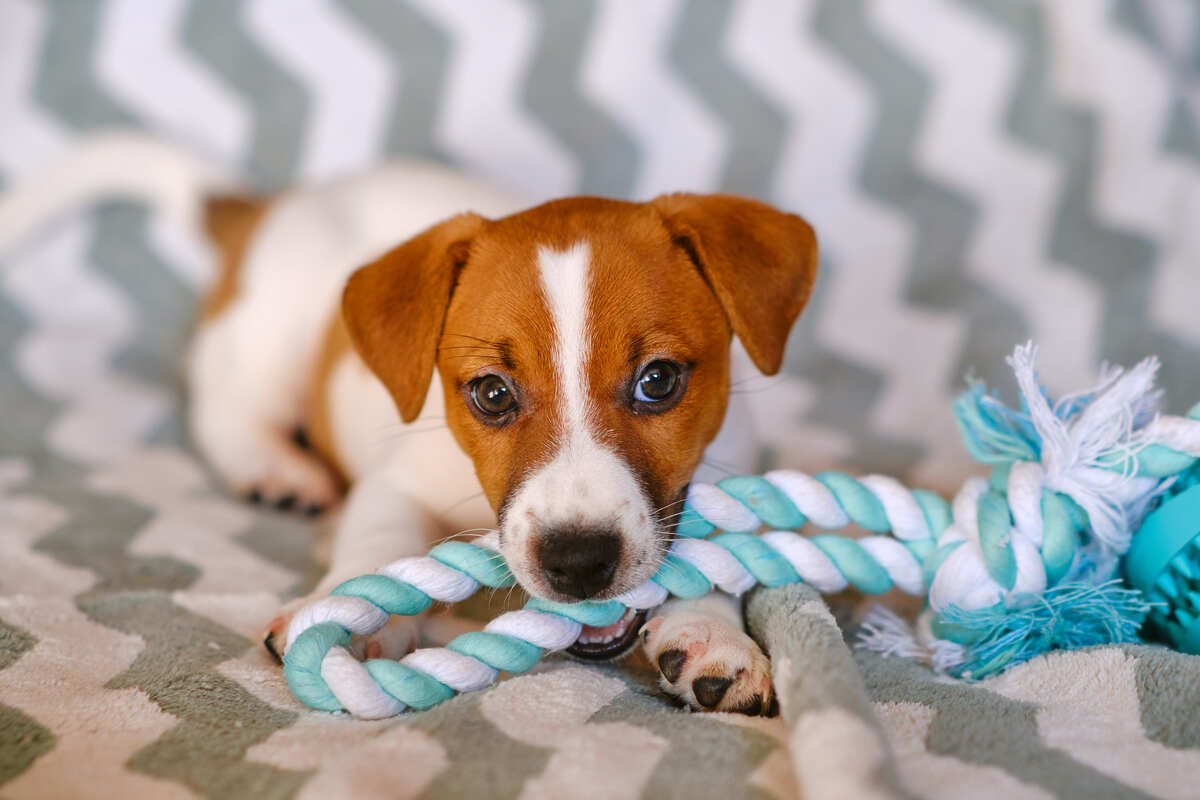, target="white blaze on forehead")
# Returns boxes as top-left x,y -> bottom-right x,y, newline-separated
499,242 -> 660,599
537,242 -> 593,443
